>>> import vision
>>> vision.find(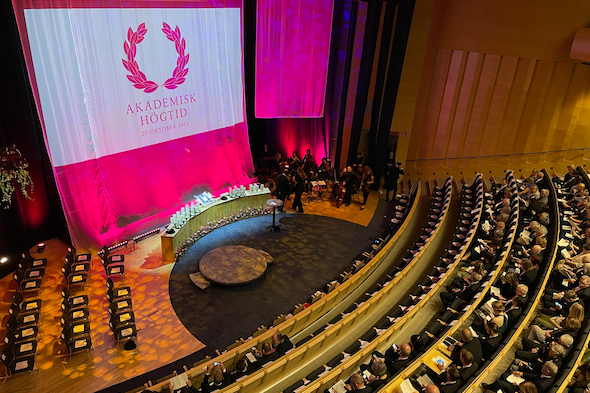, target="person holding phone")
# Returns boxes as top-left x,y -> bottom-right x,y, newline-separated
200,362 -> 228,392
